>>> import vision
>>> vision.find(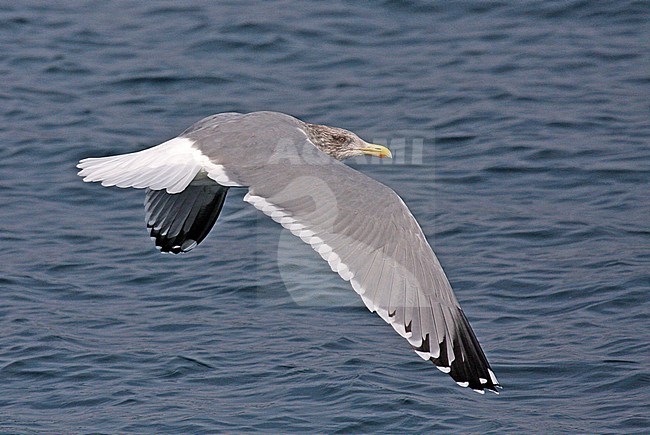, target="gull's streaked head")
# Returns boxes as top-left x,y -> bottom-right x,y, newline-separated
303,123 -> 392,161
